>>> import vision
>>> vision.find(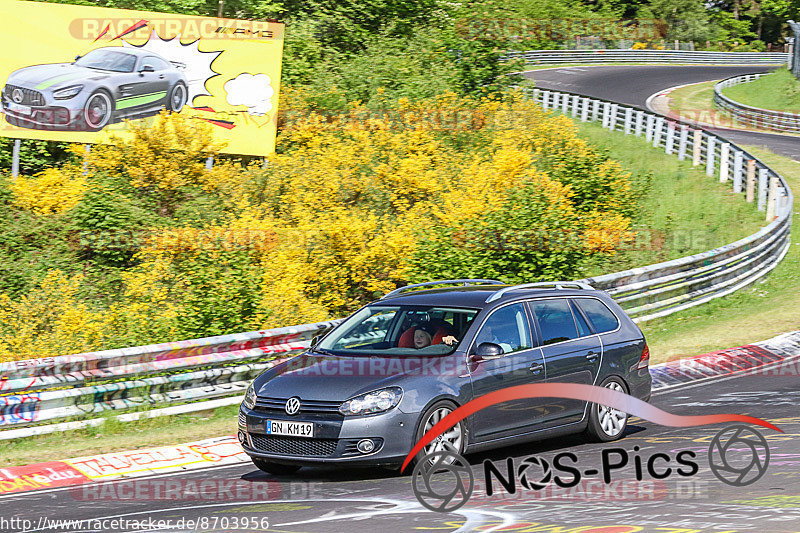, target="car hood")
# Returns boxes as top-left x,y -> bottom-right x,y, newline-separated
7,63 -> 109,90
253,352 -> 460,402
